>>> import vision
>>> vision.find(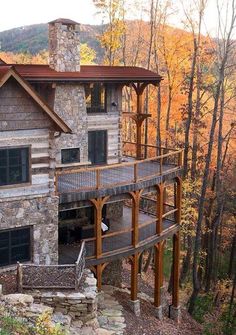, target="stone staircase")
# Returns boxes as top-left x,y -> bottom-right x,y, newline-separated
96,285 -> 126,335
